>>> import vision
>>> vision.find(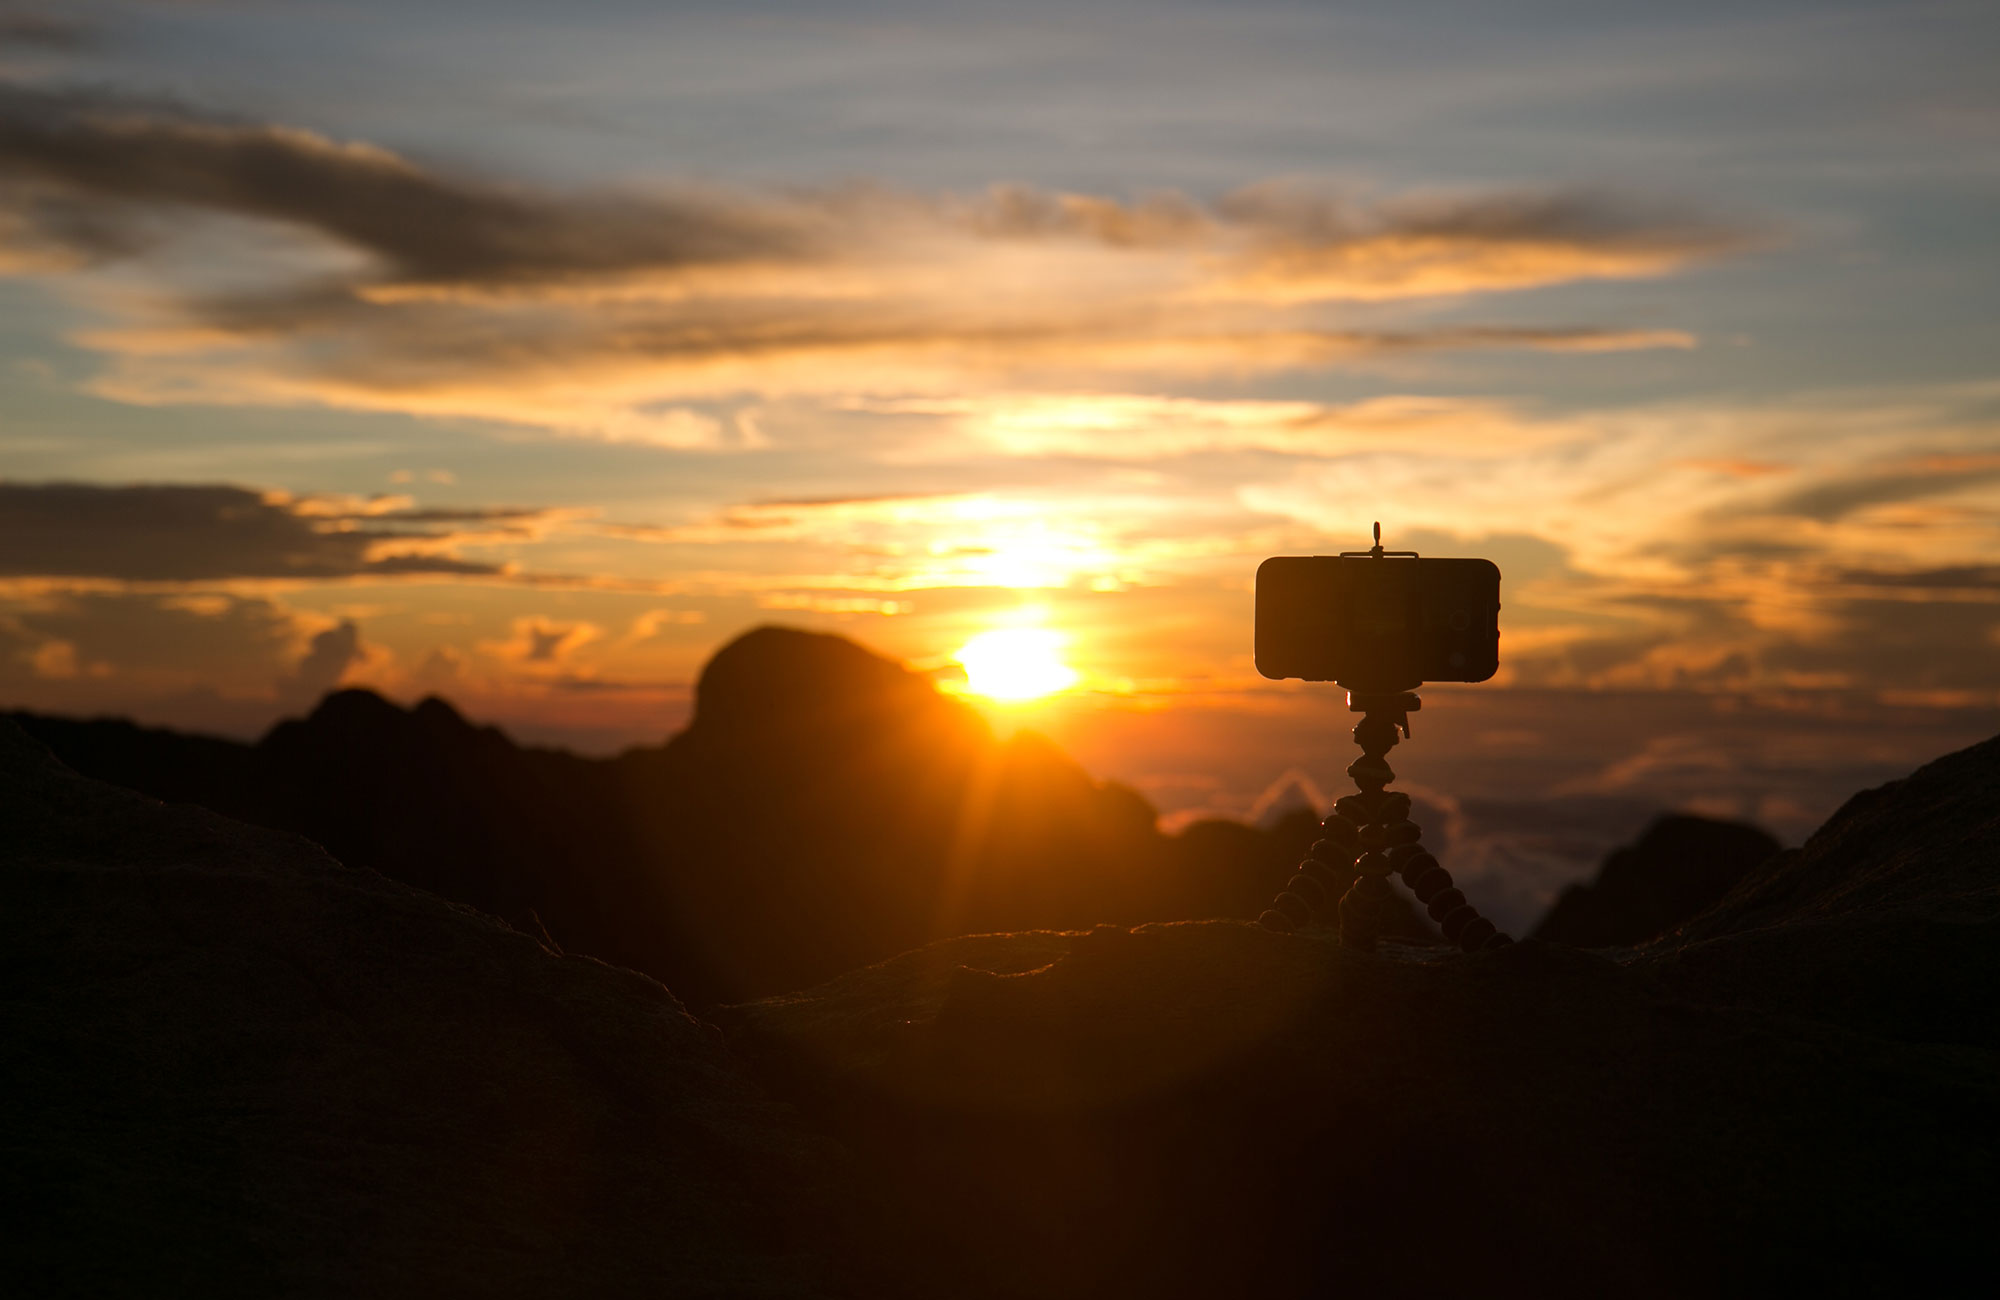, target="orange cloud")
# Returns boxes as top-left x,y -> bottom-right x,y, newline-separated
1677,458 -> 1792,477
1206,182 -> 1765,302
483,617 -> 601,668
860,393 -> 1587,460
